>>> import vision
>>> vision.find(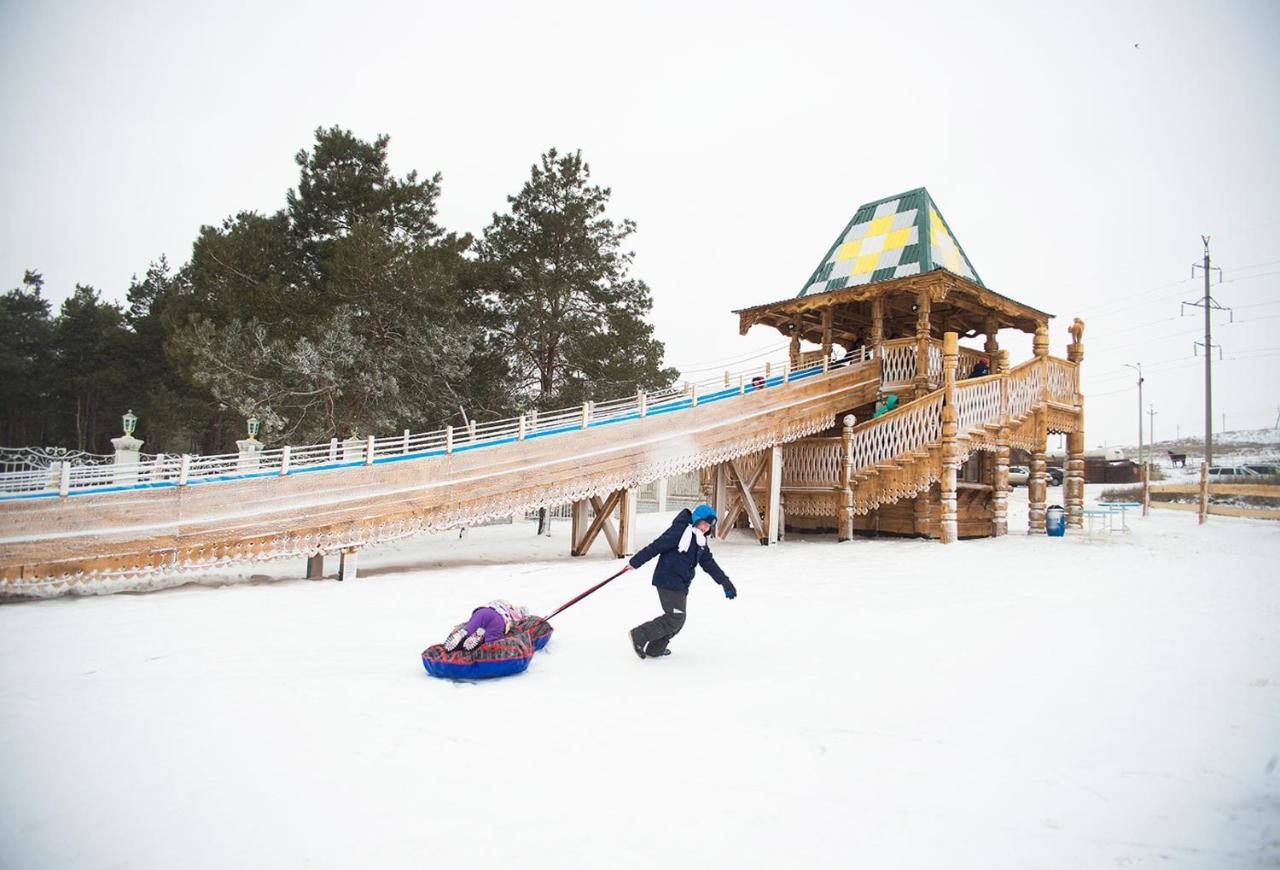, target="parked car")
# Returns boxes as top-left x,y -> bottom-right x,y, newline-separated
1207,465 -> 1260,478
1243,464 -> 1278,476
1008,465 -> 1029,486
